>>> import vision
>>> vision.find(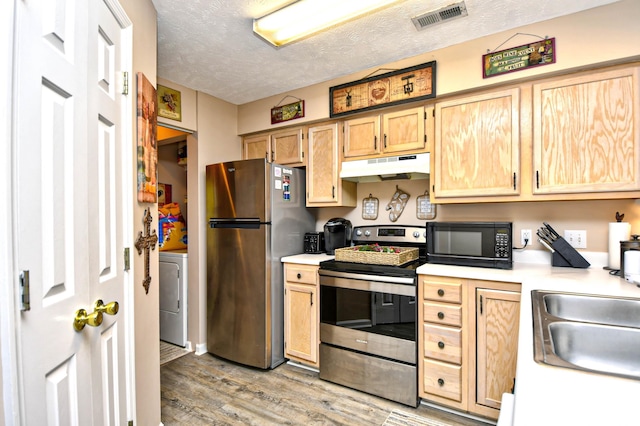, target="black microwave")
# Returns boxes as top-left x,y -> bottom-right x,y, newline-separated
426,222 -> 513,269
